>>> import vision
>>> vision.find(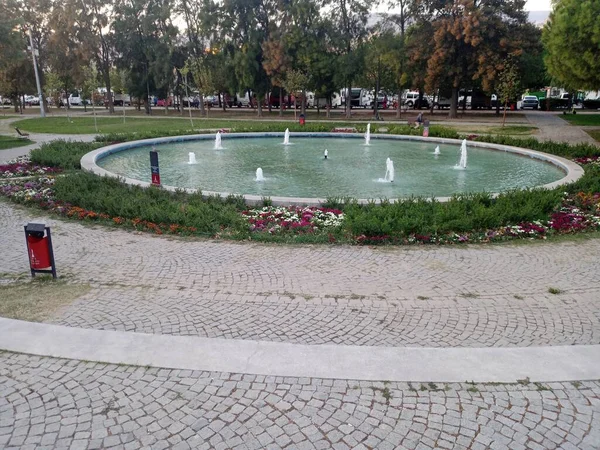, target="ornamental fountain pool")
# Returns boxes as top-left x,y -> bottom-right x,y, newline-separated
87,132 -> 577,203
